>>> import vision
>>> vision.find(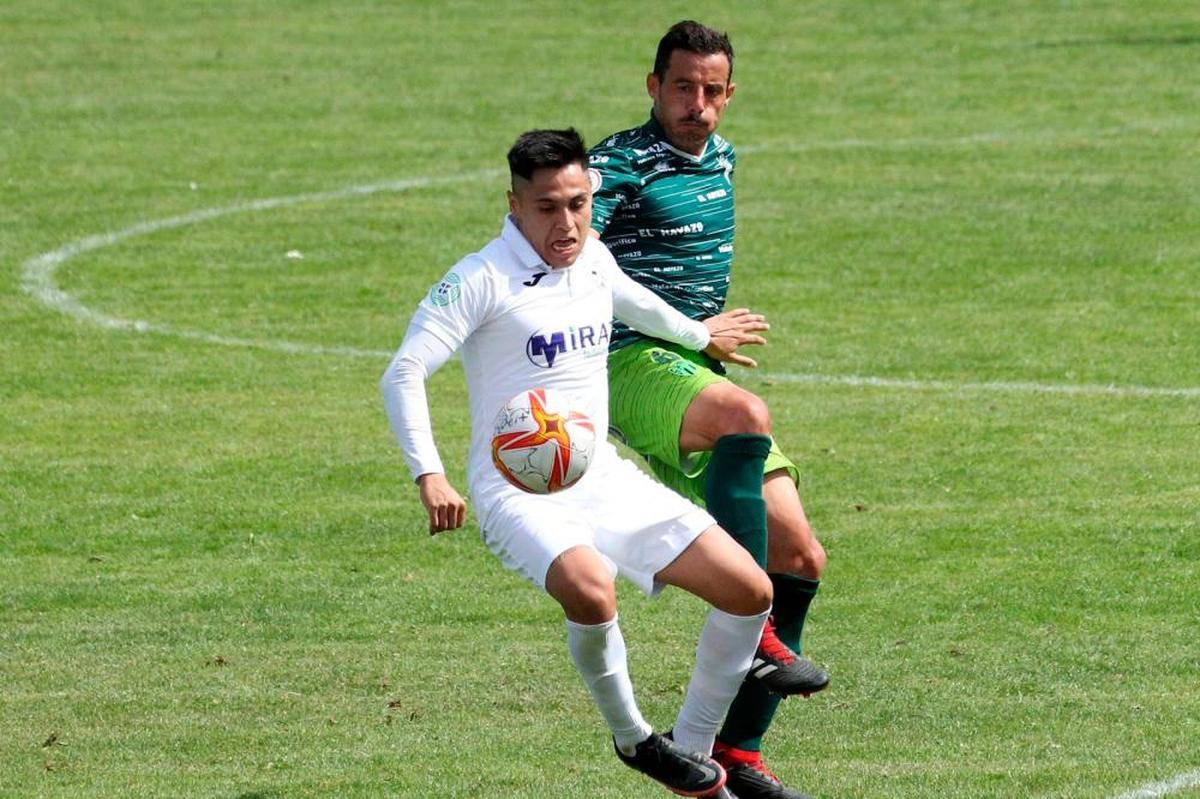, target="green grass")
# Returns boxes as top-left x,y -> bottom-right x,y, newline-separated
3,1 -> 1198,797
